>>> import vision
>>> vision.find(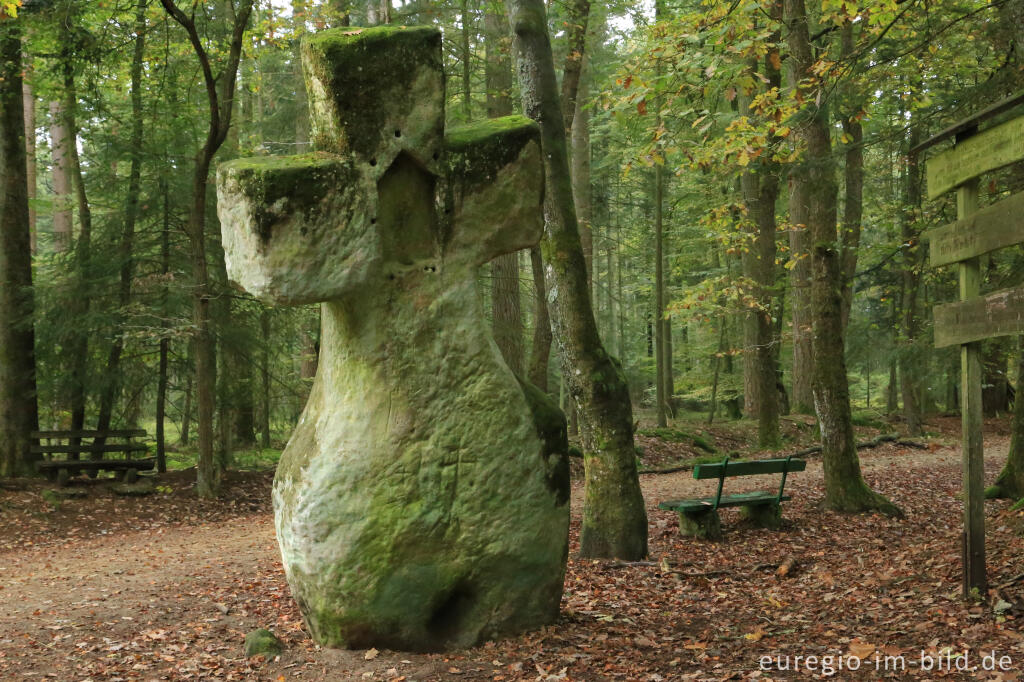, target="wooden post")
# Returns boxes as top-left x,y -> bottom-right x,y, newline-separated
956,129 -> 986,596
